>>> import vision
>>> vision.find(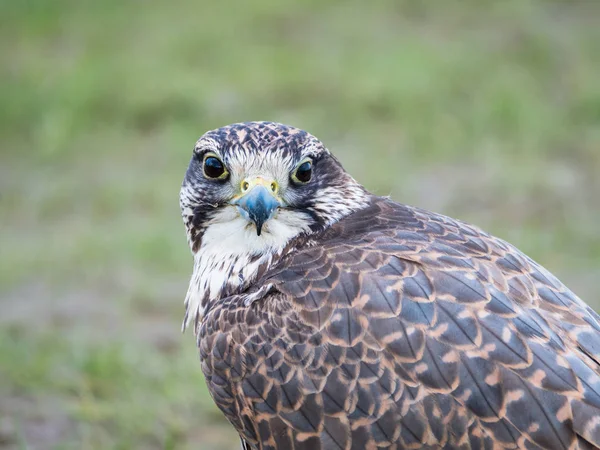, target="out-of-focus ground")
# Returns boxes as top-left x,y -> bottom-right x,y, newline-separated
1,1 -> 599,449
